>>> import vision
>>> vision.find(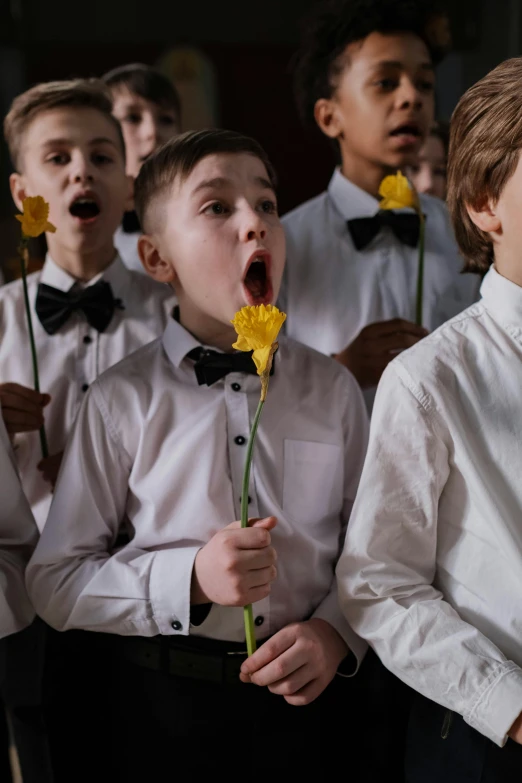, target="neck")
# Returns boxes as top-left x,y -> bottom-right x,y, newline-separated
340,150 -> 394,199
45,238 -> 117,282
178,300 -> 236,352
494,255 -> 522,288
